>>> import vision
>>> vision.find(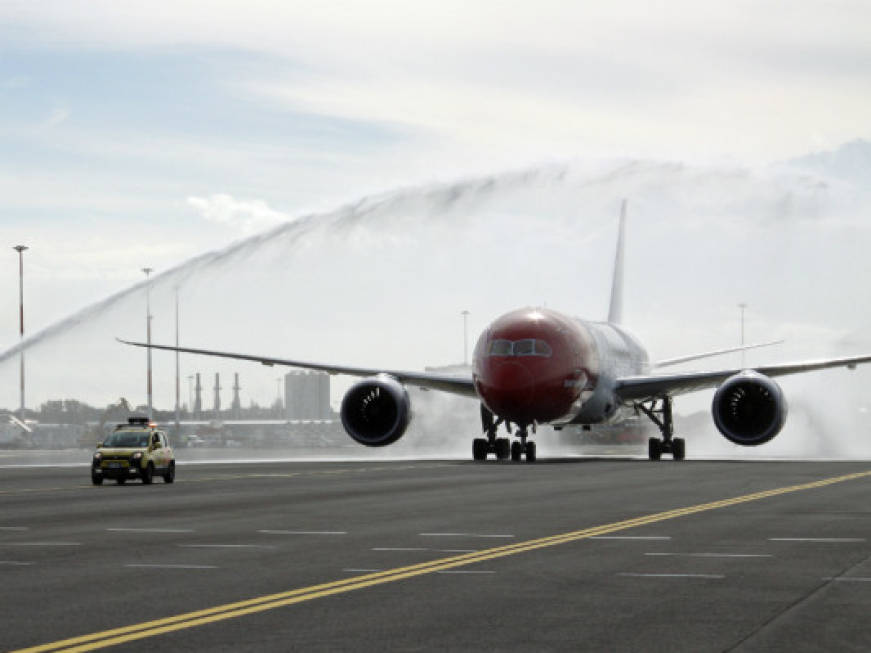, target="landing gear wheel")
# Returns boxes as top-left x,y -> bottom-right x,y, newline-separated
672,438 -> 685,461
163,461 -> 176,483
141,463 -> 154,484
91,469 -> 103,485
648,437 -> 662,461
472,438 -> 489,461
494,438 -> 510,460
510,441 -> 522,462
525,441 -> 537,463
